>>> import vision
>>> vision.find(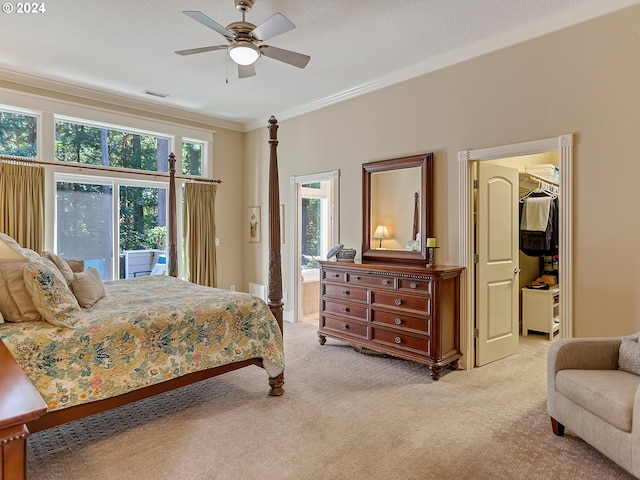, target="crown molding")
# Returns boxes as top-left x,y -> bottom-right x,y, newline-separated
244,0 -> 640,131
0,68 -> 245,132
